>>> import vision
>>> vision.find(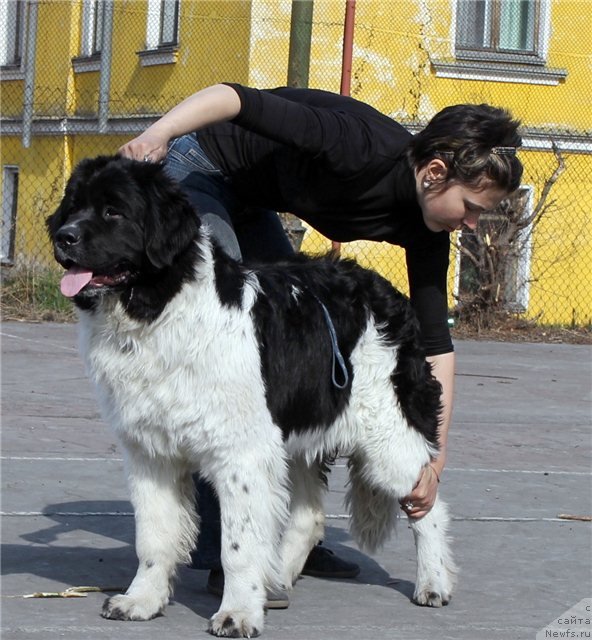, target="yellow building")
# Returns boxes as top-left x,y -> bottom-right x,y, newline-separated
1,0 -> 591,325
